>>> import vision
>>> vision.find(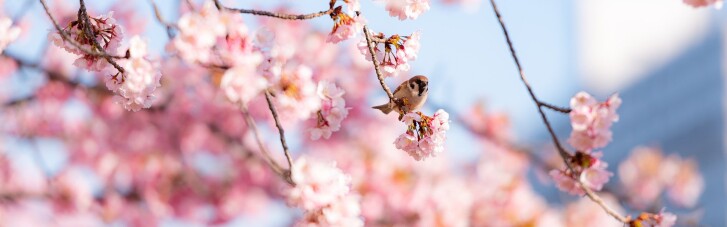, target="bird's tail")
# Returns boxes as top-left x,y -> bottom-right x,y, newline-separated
372,103 -> 393,114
